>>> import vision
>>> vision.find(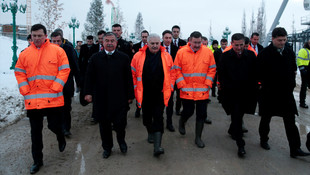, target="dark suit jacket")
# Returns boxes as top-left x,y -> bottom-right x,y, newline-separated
178,39 -> 187,47
117,37 -> 133,59
161,42 -> 178,61
251,42 -> 264,54
79,43 -> 99,76
132,41 -> 142,54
